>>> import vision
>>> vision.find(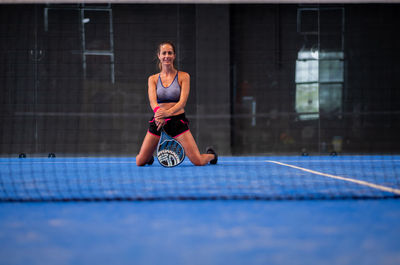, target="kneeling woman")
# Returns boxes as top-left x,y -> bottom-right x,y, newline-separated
136,41 -> 217,166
